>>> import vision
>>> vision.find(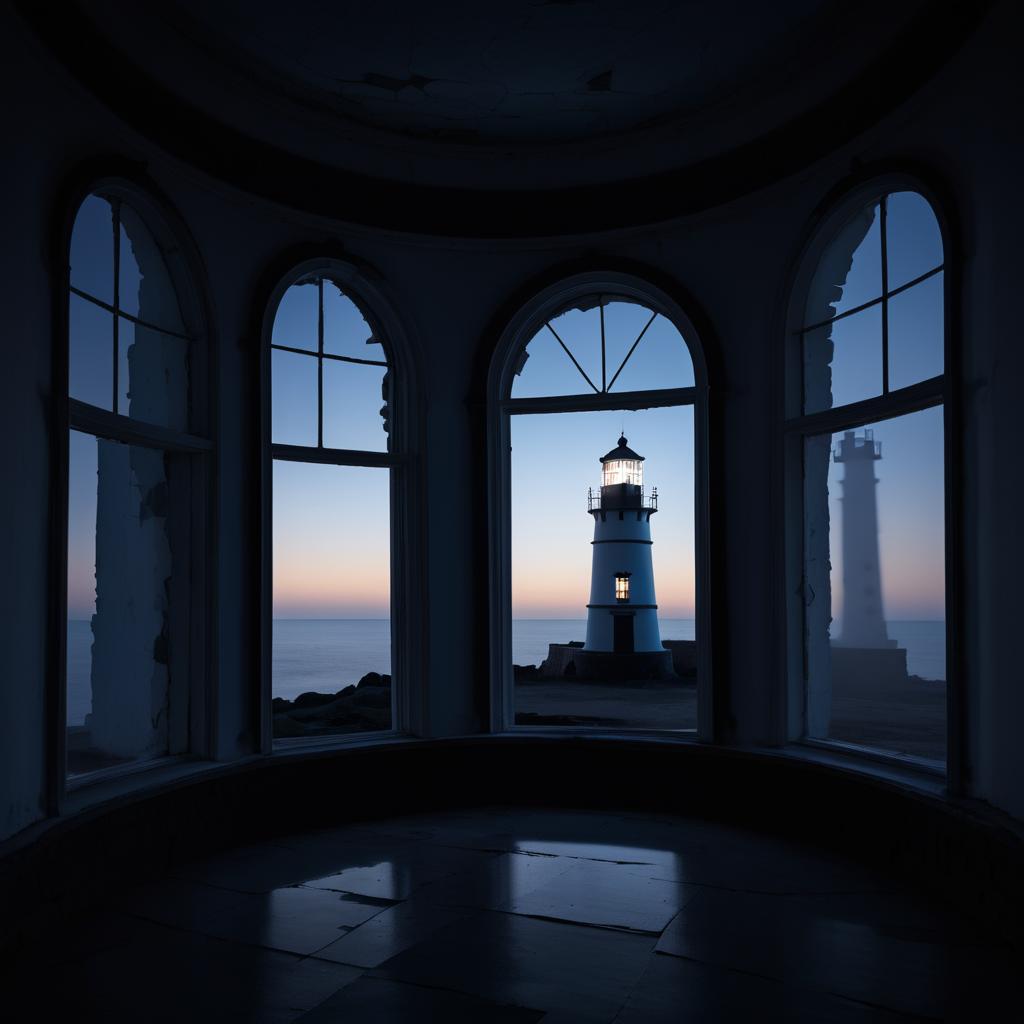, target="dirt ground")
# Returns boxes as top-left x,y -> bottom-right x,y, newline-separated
514,675 -> 946,762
